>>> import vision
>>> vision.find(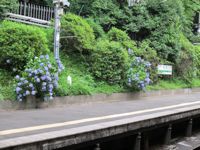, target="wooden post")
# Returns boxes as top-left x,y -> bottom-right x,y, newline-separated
164,124 -> 172,145
186,119 -> 193,137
